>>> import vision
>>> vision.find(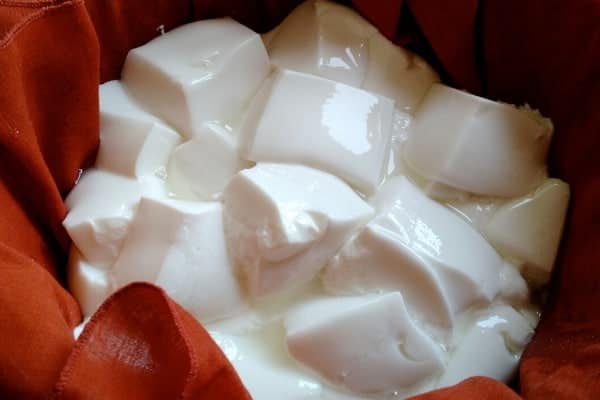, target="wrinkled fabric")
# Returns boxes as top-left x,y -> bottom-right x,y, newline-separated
0,0 -> 598,399
53,283 -> 251,400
